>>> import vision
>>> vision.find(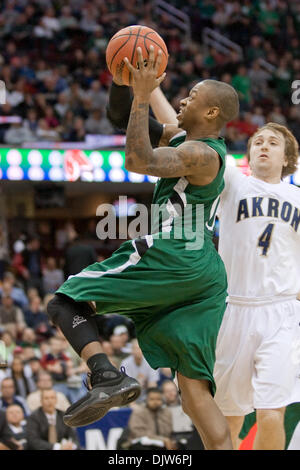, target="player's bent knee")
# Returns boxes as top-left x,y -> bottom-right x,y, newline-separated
47,294 -> 68,324
47,293 -> 94,325
256,408 -> 285,426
